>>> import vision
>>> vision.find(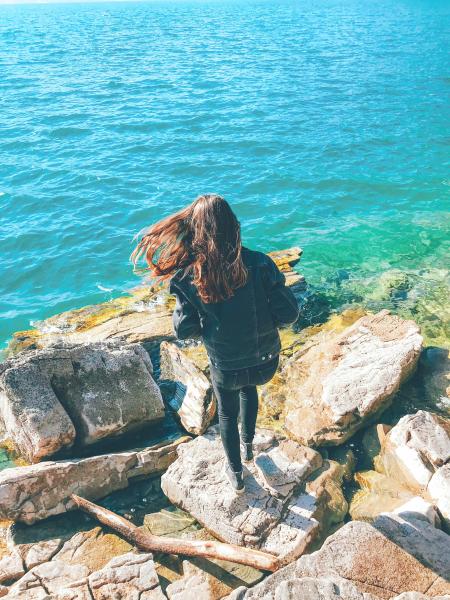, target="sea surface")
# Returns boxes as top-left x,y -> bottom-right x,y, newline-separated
1,0 -> 449,351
